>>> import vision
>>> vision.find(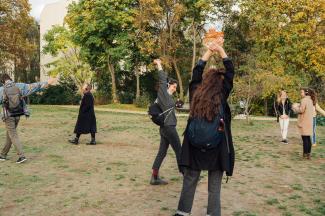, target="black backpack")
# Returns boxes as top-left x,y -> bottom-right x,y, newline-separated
3,84 -> 26,117
148,102 -> 173,126
186,104 -> 226,150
